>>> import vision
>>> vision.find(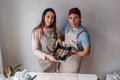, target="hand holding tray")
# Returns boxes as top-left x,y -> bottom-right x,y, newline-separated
51,43 -> 72,61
